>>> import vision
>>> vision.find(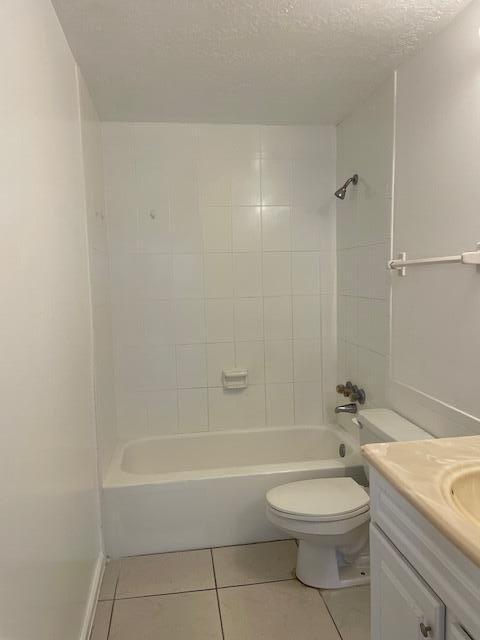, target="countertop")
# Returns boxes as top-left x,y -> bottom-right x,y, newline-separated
362,435 -> 480,568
